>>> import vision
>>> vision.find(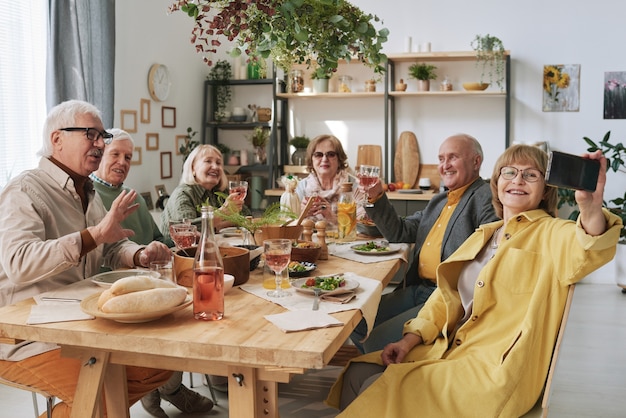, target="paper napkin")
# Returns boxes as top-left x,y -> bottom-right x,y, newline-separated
265,310 -> 344,332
